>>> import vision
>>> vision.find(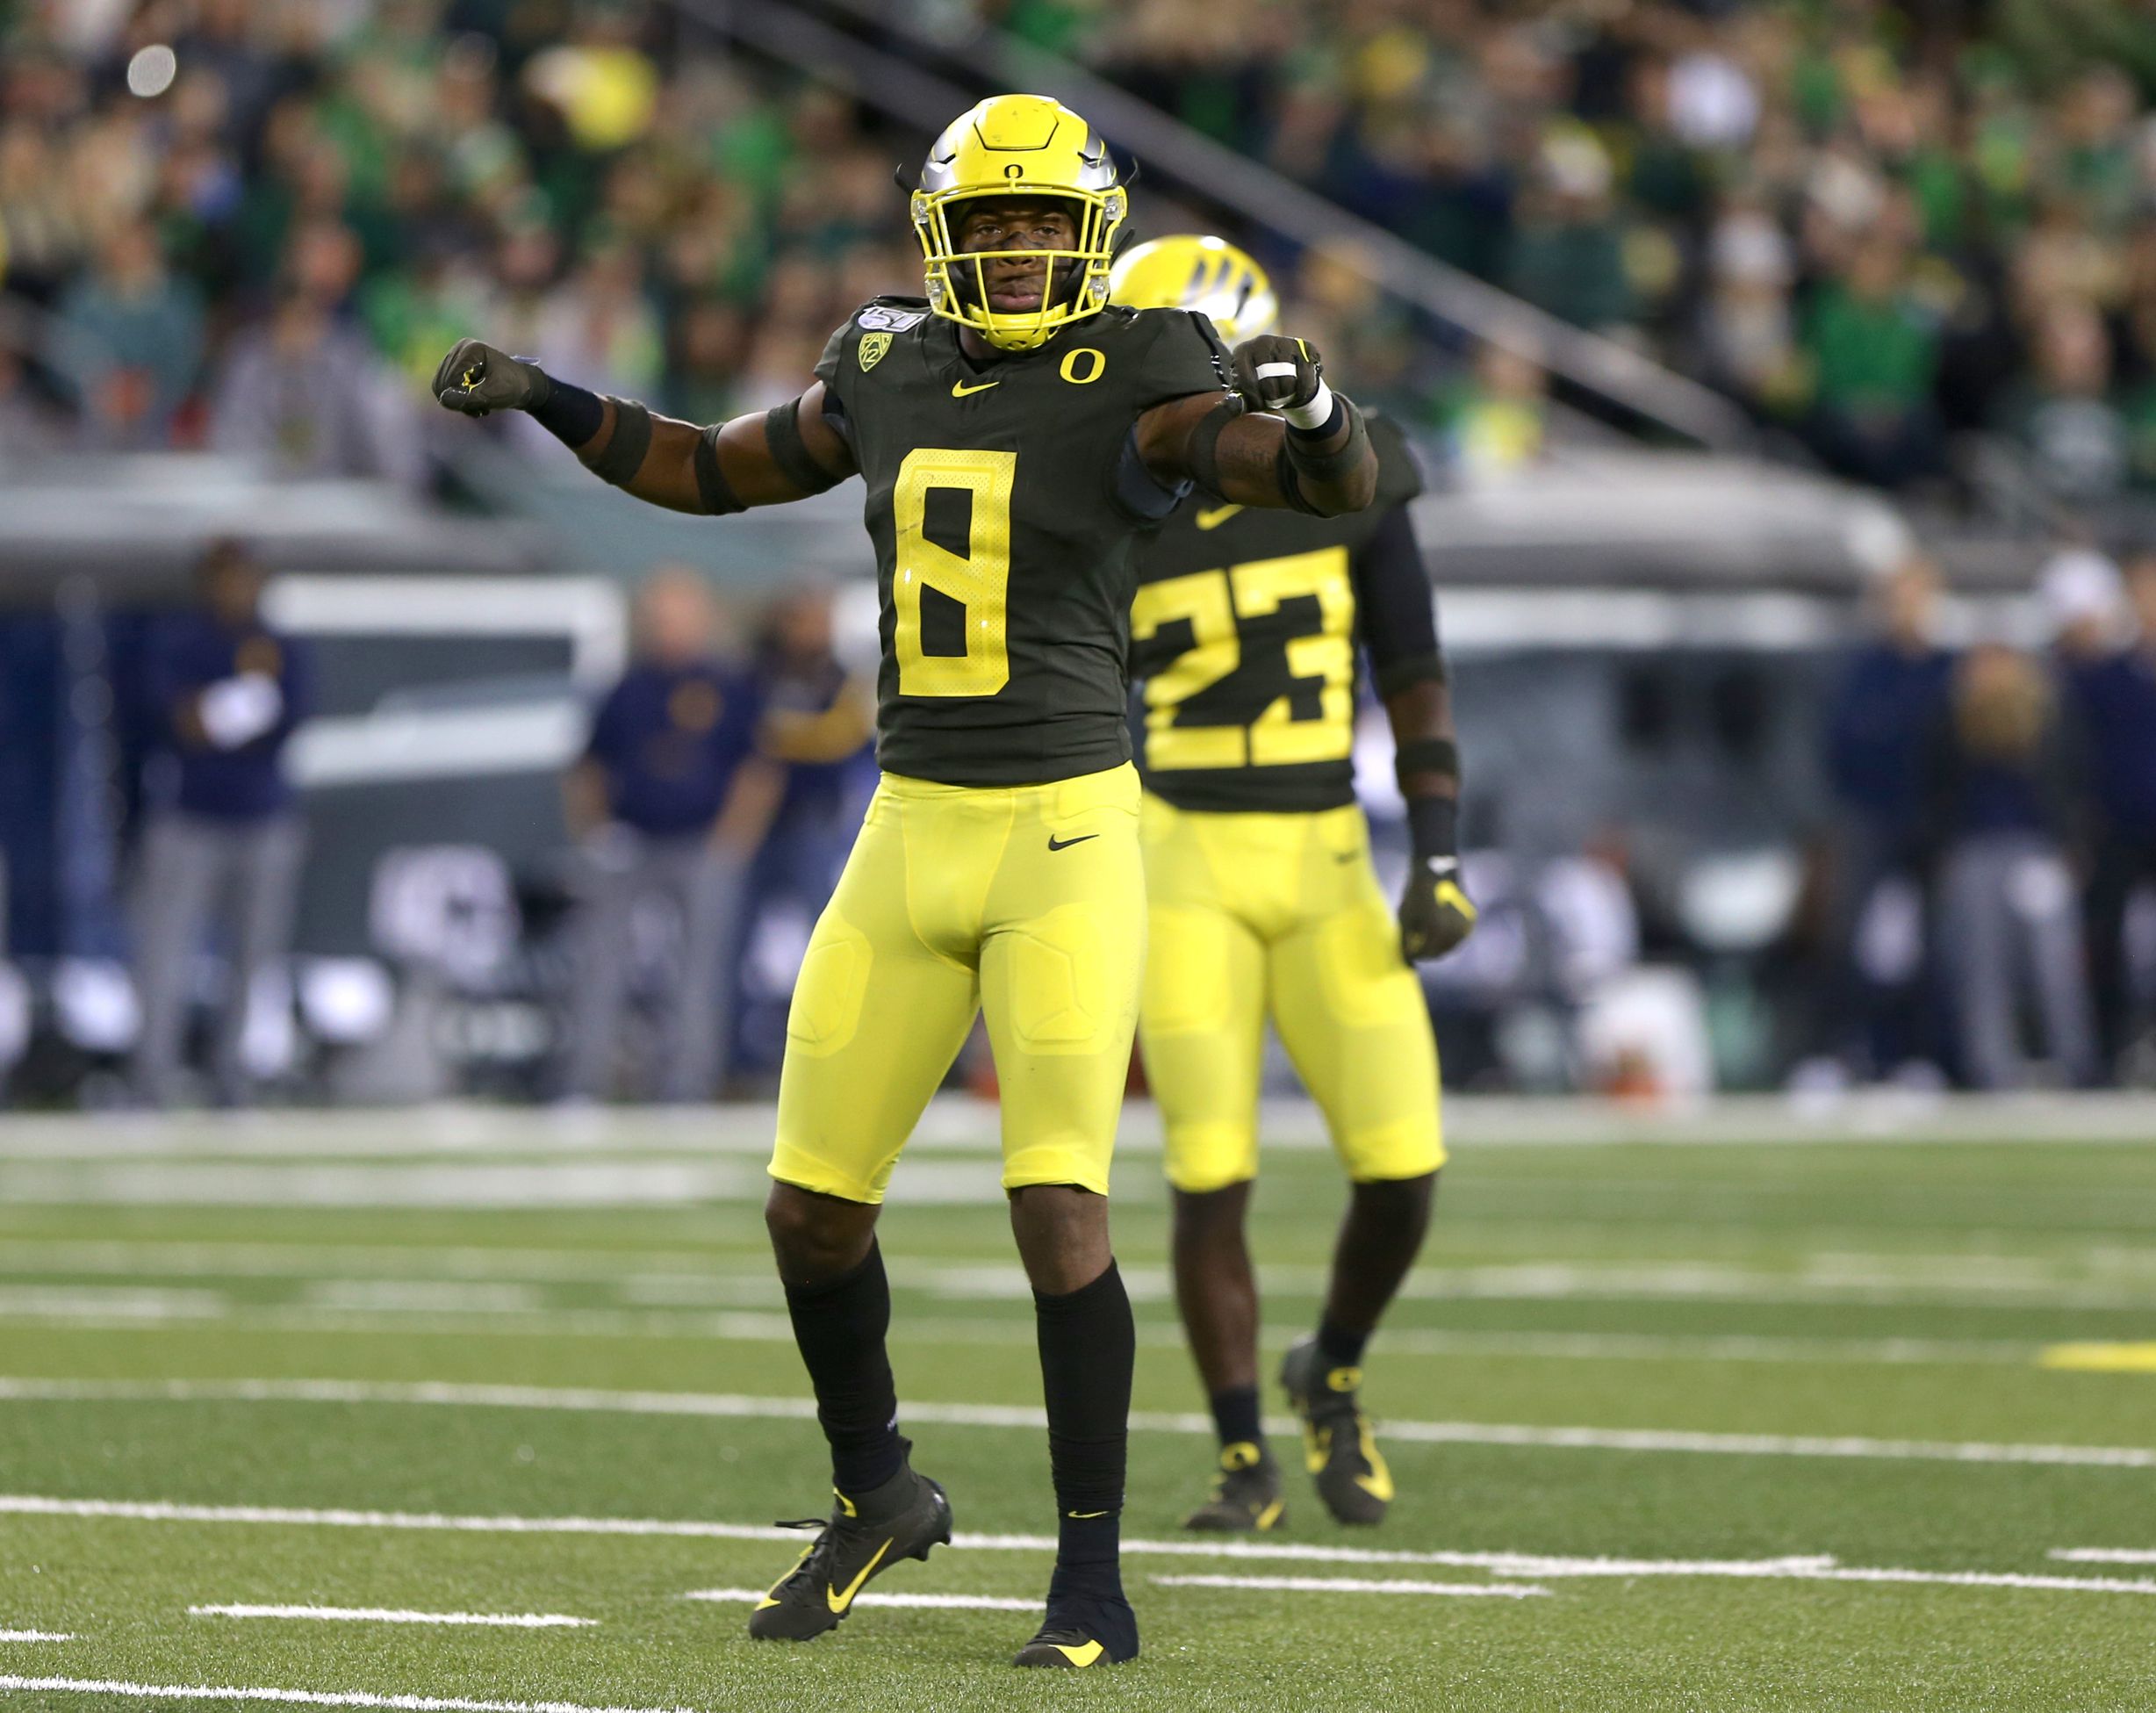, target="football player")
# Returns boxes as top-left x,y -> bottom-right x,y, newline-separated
433,100 -> 1377,1666
1110,236 -> 1474,1533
